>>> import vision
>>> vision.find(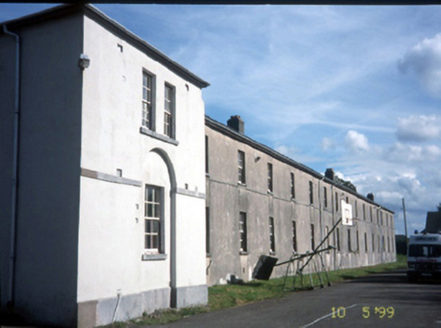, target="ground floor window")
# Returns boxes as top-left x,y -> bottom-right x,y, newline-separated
269,217 -> 276,253
336,228 -> 340,251
292,221 -> 297,252
240,212 -> 247,253
144,185 -> 163,253
206,207 -> 210,255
